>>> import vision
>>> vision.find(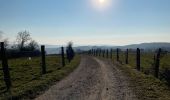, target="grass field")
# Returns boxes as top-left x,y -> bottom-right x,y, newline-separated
0,55 -> 80,99
102,50 -> 170,99
109,51 -> 170,84
95,51 -> 170,99
114,61 -> 170,100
